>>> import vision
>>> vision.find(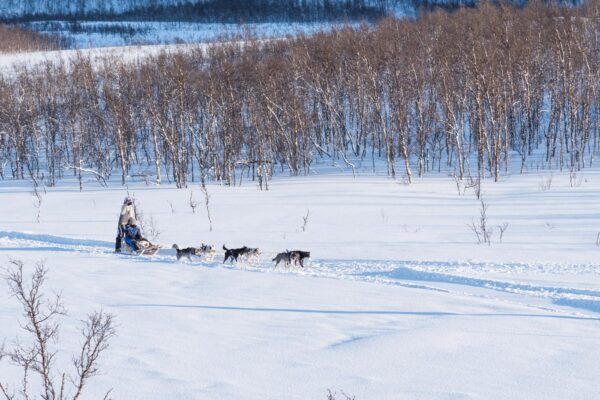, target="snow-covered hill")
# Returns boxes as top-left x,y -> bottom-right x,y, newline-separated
1,168 -> 600,399
22,20 -> 343,48
0,0 -> 398,48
